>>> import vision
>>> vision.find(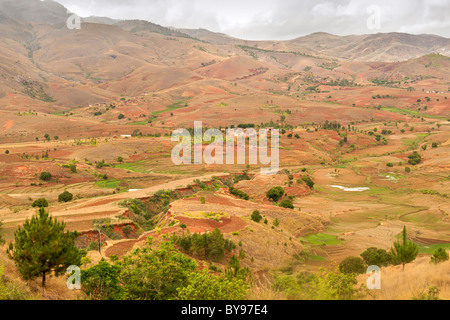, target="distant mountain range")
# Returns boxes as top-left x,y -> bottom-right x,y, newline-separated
0,0 -> 449,111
